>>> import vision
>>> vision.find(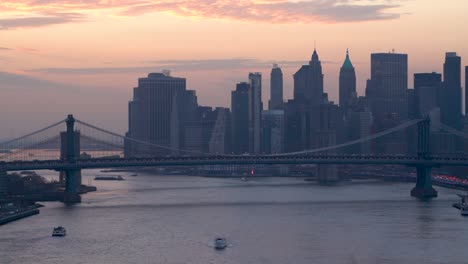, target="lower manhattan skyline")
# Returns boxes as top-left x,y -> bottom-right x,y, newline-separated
1,0 -> 467,137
